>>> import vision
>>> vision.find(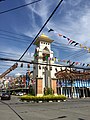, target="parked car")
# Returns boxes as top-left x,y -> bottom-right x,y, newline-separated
18,92 -> 24,96
1,92 -> 11,100
15,92 -> 23,96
